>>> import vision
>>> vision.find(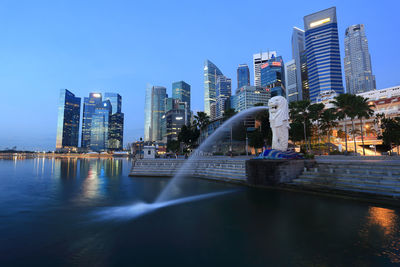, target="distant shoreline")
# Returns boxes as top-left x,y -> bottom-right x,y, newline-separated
0,153 -> 130,159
